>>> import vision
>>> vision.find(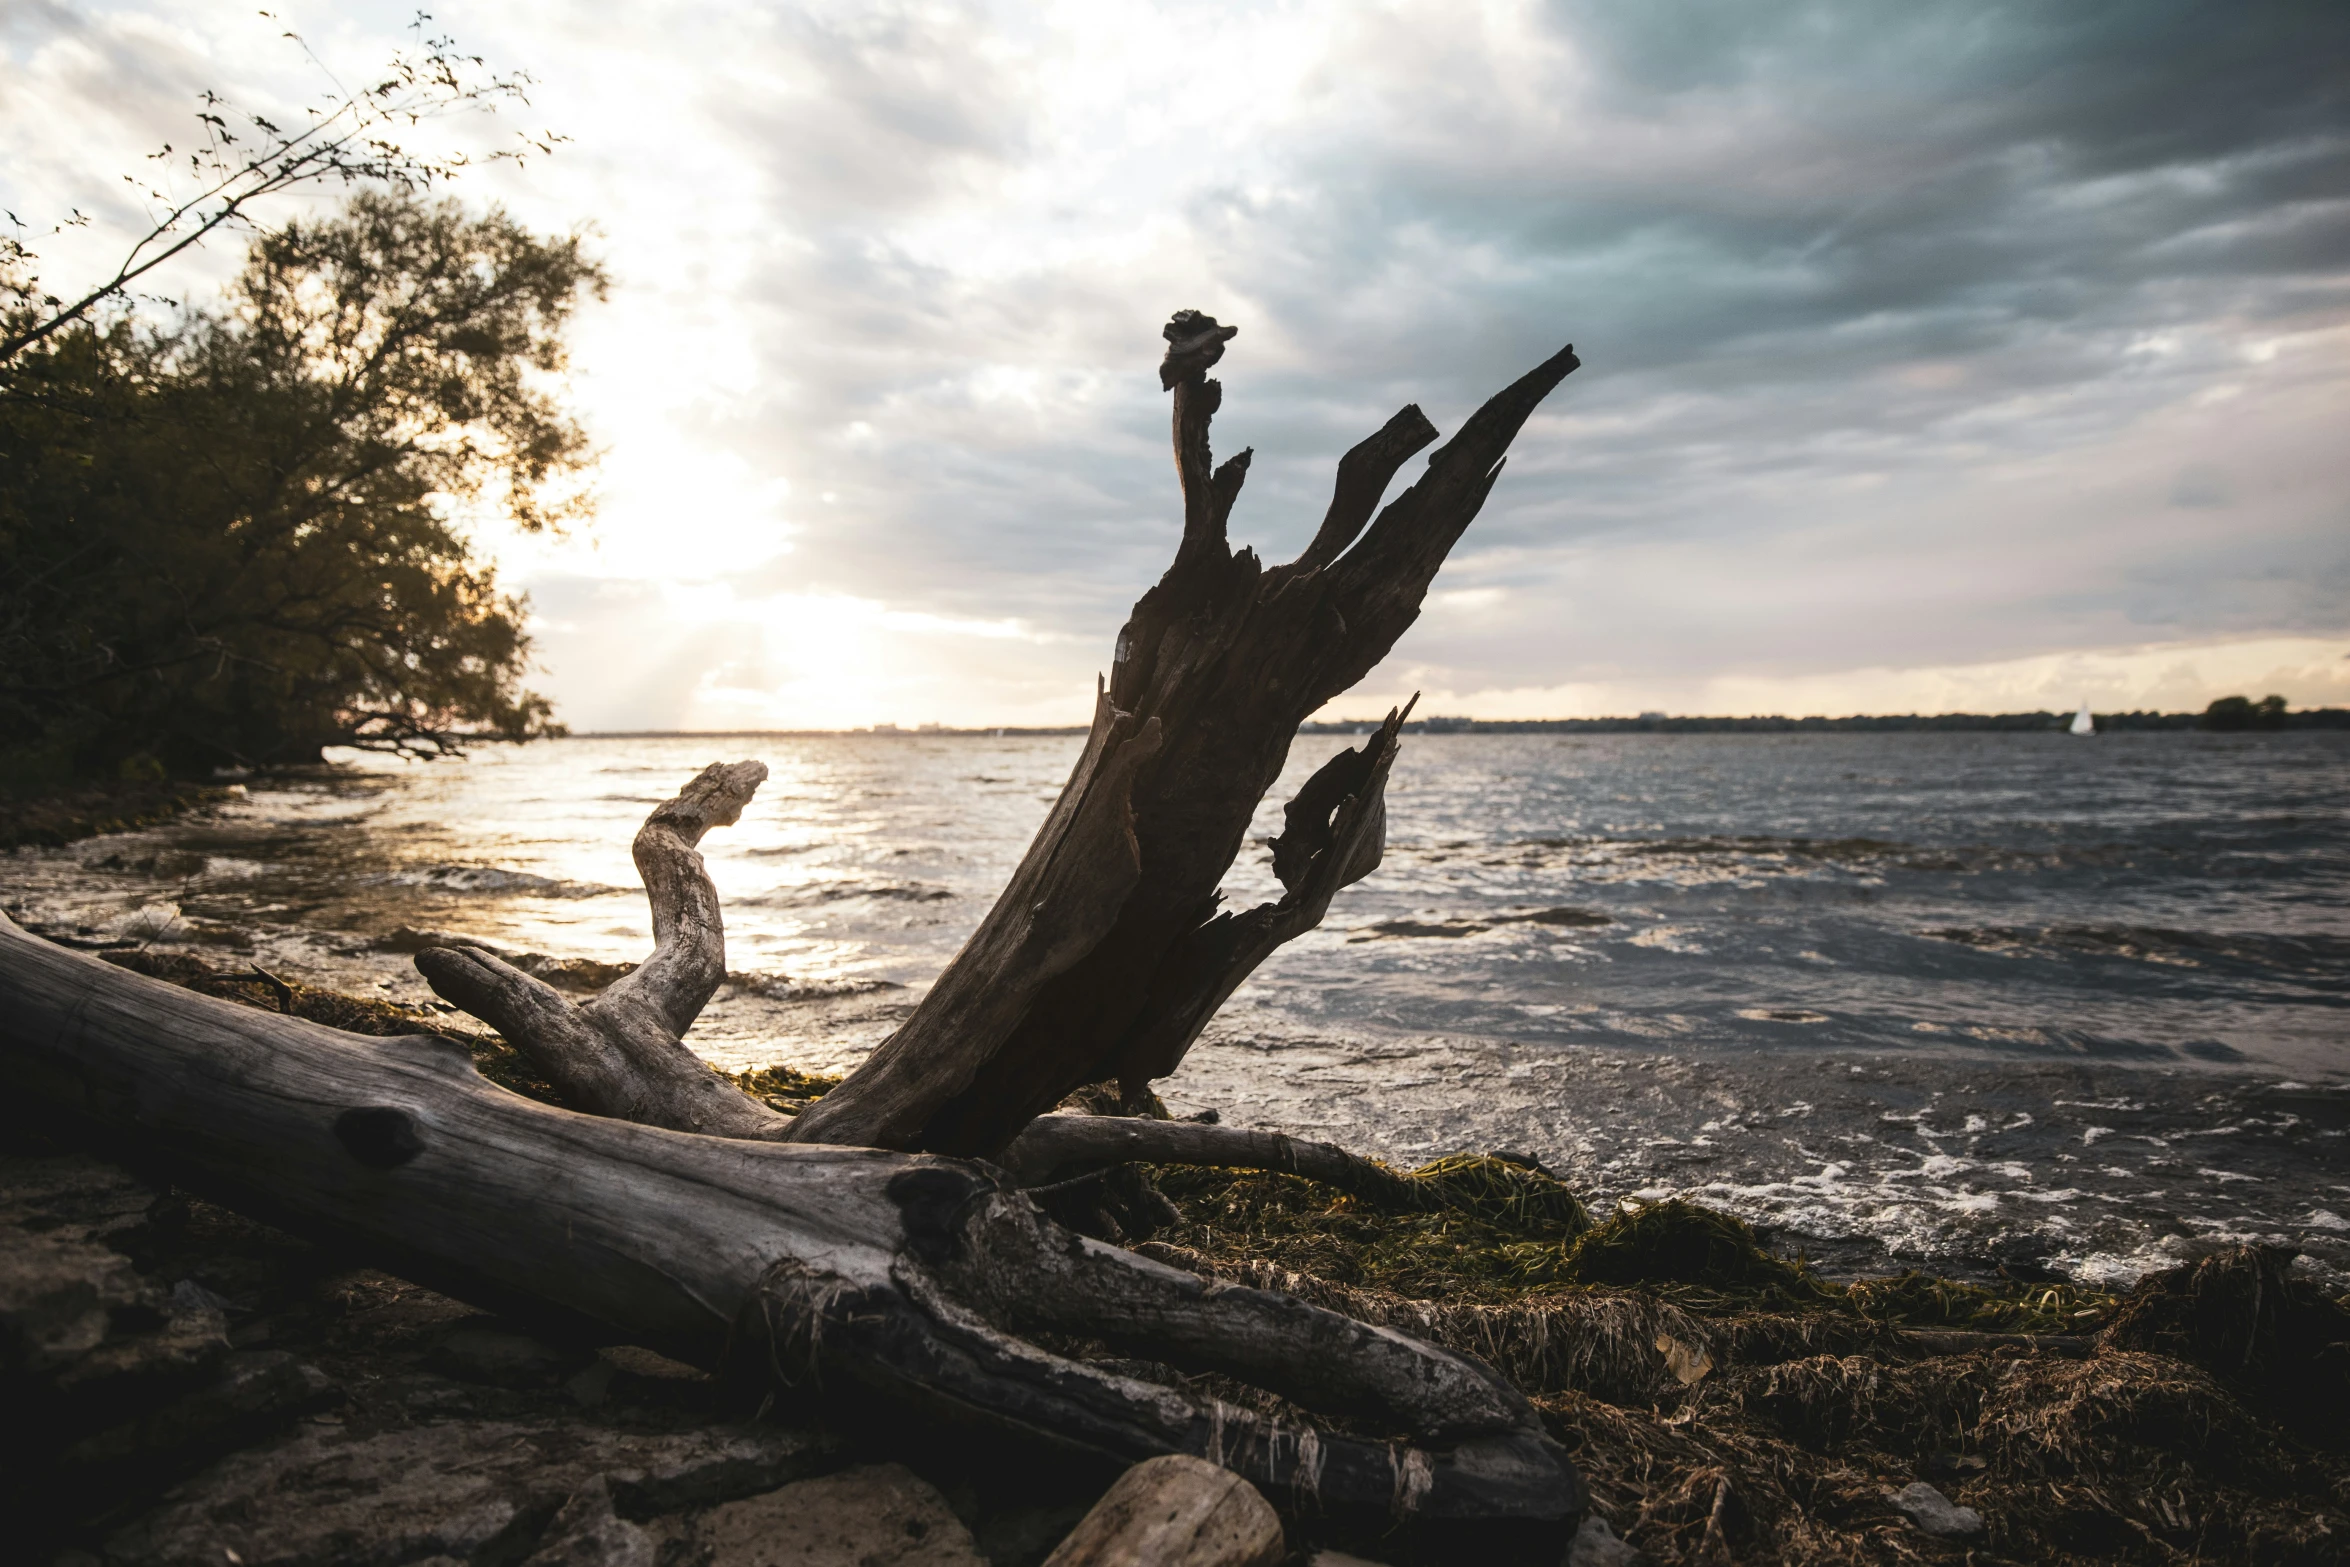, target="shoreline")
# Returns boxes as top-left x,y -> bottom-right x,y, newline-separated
7,948 -> 2346,1564
0,779 -> 231,851
573,713 -> 2350,737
